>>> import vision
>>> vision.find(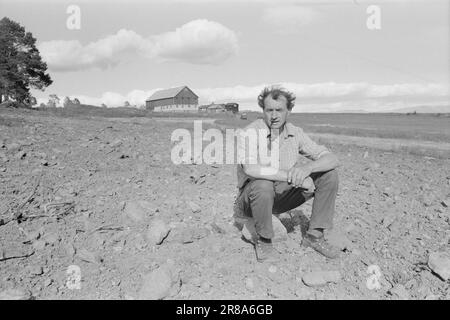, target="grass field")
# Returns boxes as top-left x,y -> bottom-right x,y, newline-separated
217,112 -> 450,143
